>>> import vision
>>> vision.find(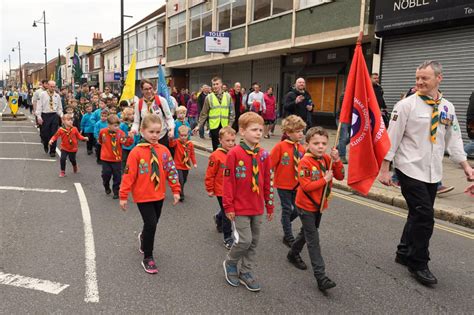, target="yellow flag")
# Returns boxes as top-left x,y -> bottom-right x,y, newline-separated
8,92 -> 19,115
119,50 -> 137,103
50,72 -> 55,81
